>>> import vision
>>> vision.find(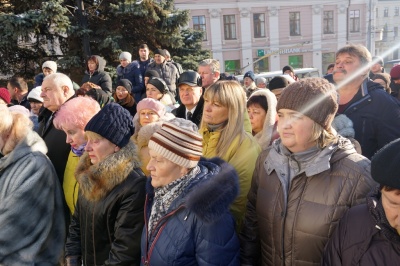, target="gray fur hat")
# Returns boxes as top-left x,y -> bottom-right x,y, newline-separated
331,114 -> 355,138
